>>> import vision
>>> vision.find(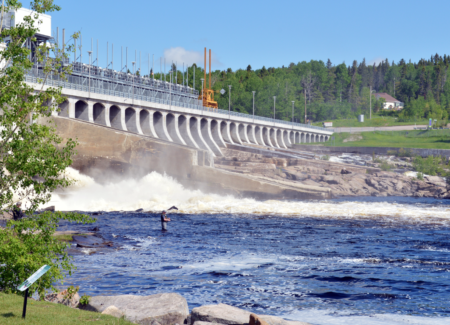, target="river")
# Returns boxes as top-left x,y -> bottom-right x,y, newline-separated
53,168 -> 450,325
